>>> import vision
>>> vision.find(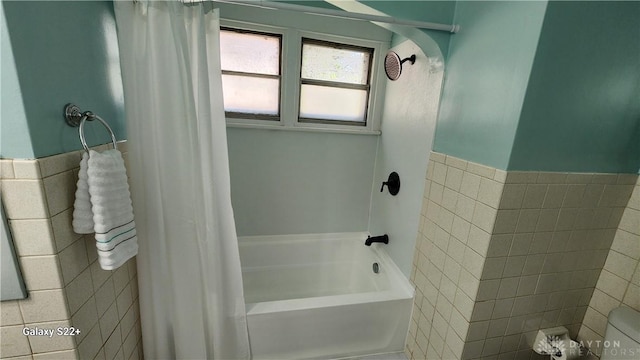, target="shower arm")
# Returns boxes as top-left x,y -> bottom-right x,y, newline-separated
401,55 -> 417,65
